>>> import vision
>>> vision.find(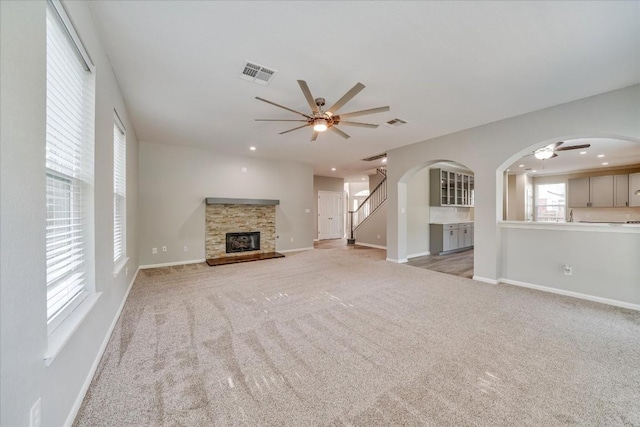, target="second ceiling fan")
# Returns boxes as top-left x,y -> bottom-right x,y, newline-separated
255,80 -> 390,141
532,141 -> 591,160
